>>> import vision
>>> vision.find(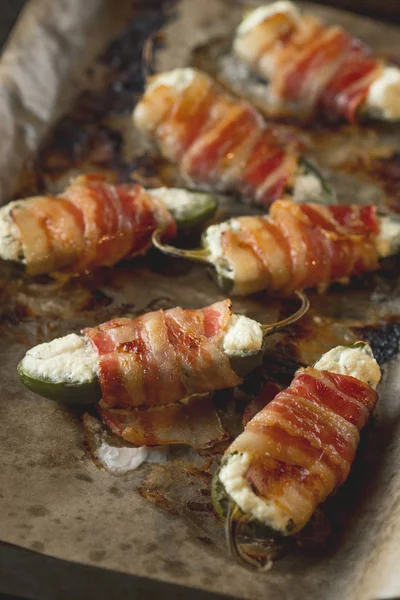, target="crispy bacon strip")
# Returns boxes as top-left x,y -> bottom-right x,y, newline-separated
133,69 -> 299,208
84,300 -> 242,410
222,200 -> 380,295
228,366 -> 378,533
99,394 -> 228,450
234,9 -> 383,122
11,174 -> 176,276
